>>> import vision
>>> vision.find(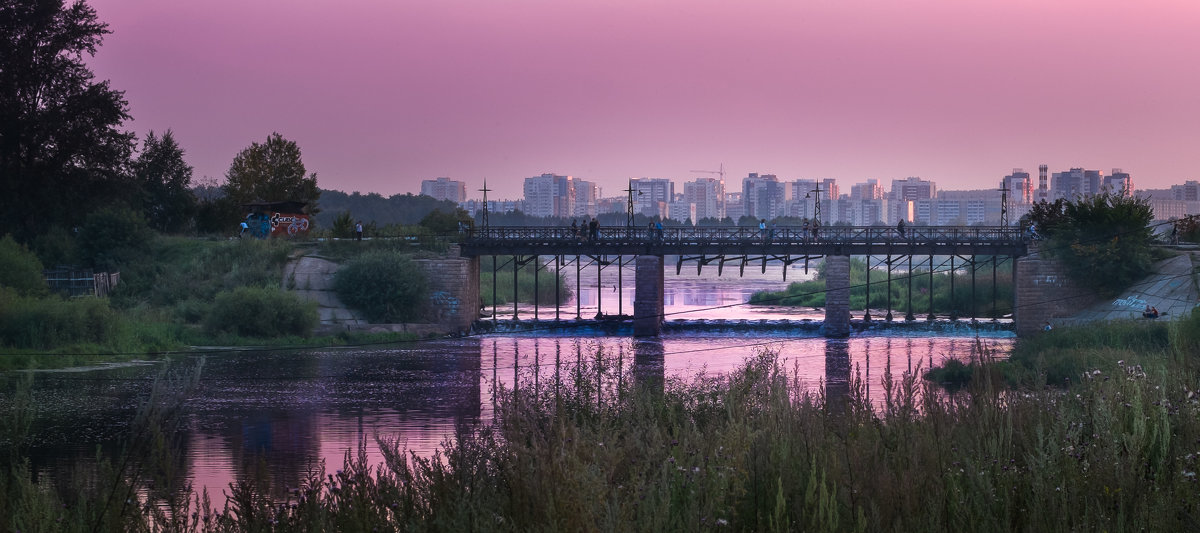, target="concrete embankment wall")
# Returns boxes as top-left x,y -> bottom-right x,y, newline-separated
289,245 -> 479,336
